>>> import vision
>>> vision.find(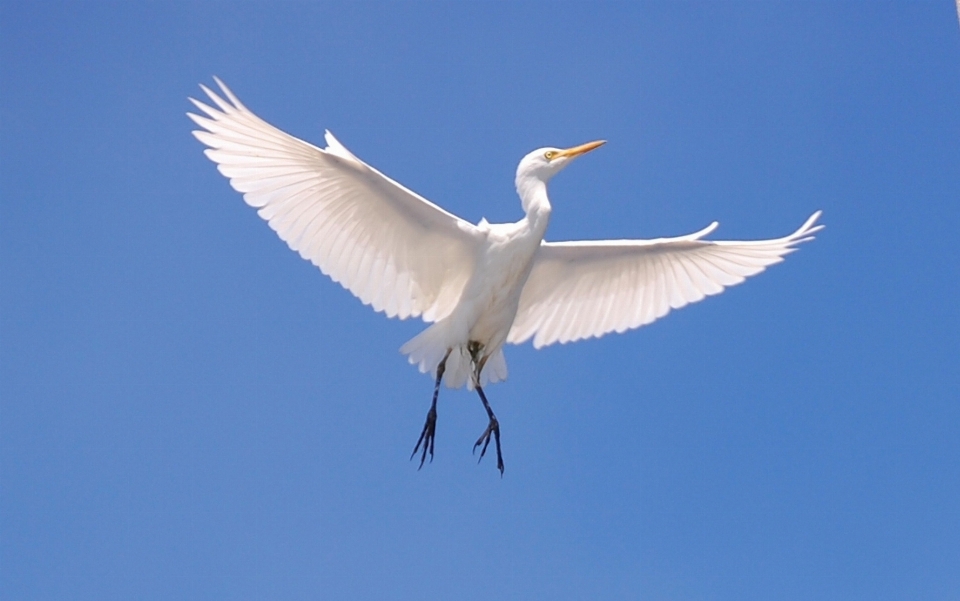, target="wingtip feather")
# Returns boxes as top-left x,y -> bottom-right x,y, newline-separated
800,210 -> 823,233
213,76 -> 247,111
